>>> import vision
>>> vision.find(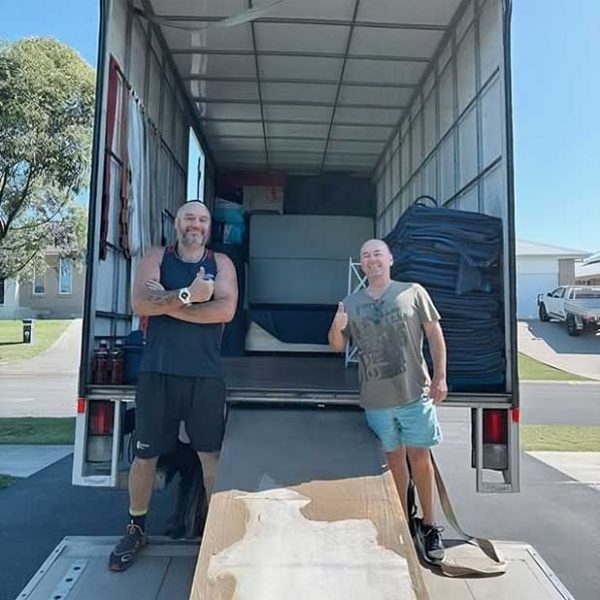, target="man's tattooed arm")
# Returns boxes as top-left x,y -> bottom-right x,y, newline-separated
144,288 -> 180,308
132,247 -> 182,316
